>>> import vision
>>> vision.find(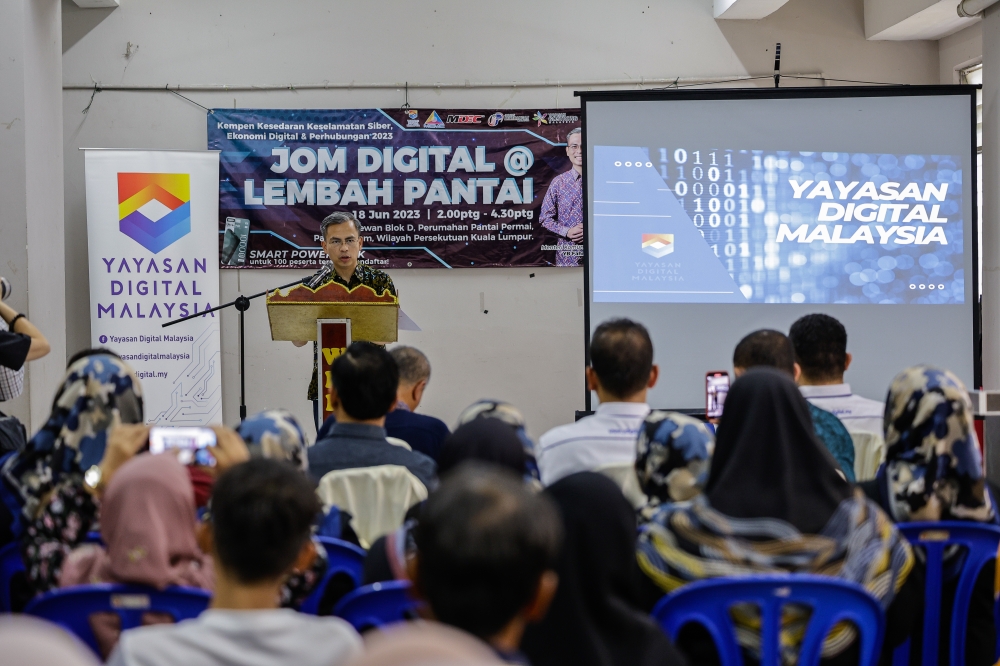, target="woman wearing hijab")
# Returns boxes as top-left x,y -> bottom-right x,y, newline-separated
237,409 -> 309,472
0,616 -> 100,666
635,411 -> 714,518
638,367 -> 918,665
521,472 -> 686,666
363,418 -> 530,586
862,366 -> 996,666
1,354 -> 143,592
